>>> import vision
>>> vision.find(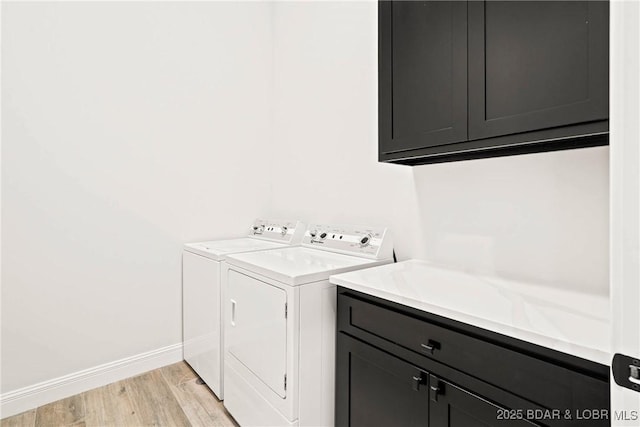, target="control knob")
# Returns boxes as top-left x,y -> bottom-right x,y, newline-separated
359,234 -> 372,247
281,226 -> 288,236
309,230 -> 317,238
